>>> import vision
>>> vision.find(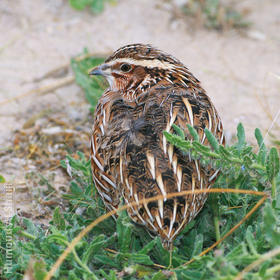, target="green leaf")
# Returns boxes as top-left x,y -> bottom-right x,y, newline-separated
255,128 -> 266,150
33,260 -> 47,280
117,211 -> 132,253
52,207 -> 66,231
187,124 -> 199,141
191,233 -> 203,257
258,260 -> 271,277
94,254 -> 119,268
128,253 -> 154,265
218,145 -> 233,161
90,0 -> 105,14
267,147 -> 280,181
255,128 -> 267,165
163,131 -> 192,151
245,226 -> 257,255
263,203 -> 280,246
82,235 -> 109,264
23,219 -> 39,238
69,0 -> 91,10
70,181 -> 83,195
266,147 -> 280,182
0,174 -> 5,183
192,141 -> 211,153
139,239 -> 157,255
237,123 -> 245,147
178,270 -> 204,280
172,124 -> 185,139
205,128 -> 219,152
151,271 -> 169,280
71,55 -> 106,108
